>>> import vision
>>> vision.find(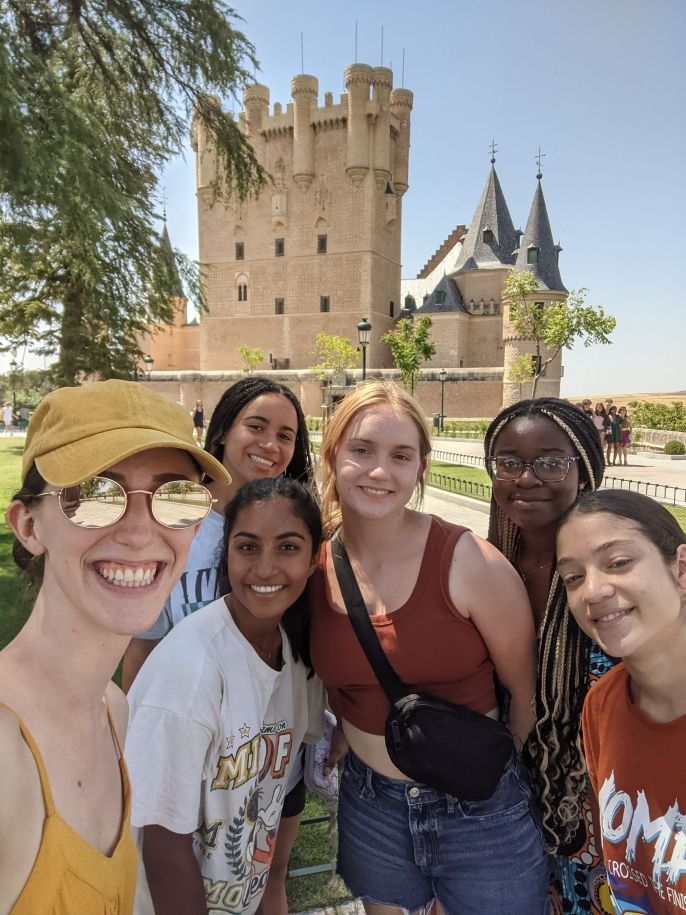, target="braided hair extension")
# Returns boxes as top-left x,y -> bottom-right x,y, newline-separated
484,398 -> 605,850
